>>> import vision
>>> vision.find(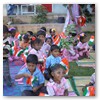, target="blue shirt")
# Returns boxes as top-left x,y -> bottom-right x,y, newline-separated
46,55 -> 61,69
18,67 -> 45,92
